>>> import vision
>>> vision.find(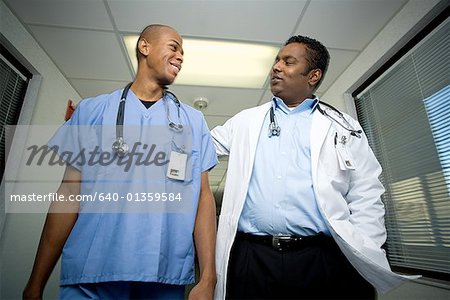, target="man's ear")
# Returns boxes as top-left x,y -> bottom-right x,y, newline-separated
138,38 -> 151,57
308,69 -> 322,87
